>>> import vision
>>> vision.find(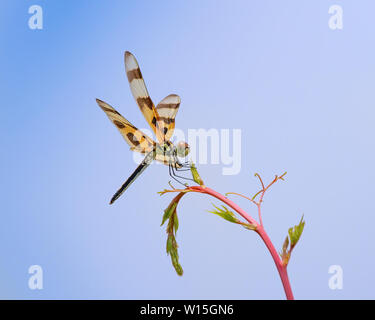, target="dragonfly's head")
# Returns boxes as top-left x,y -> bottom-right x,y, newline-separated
176,141 -> 190,158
